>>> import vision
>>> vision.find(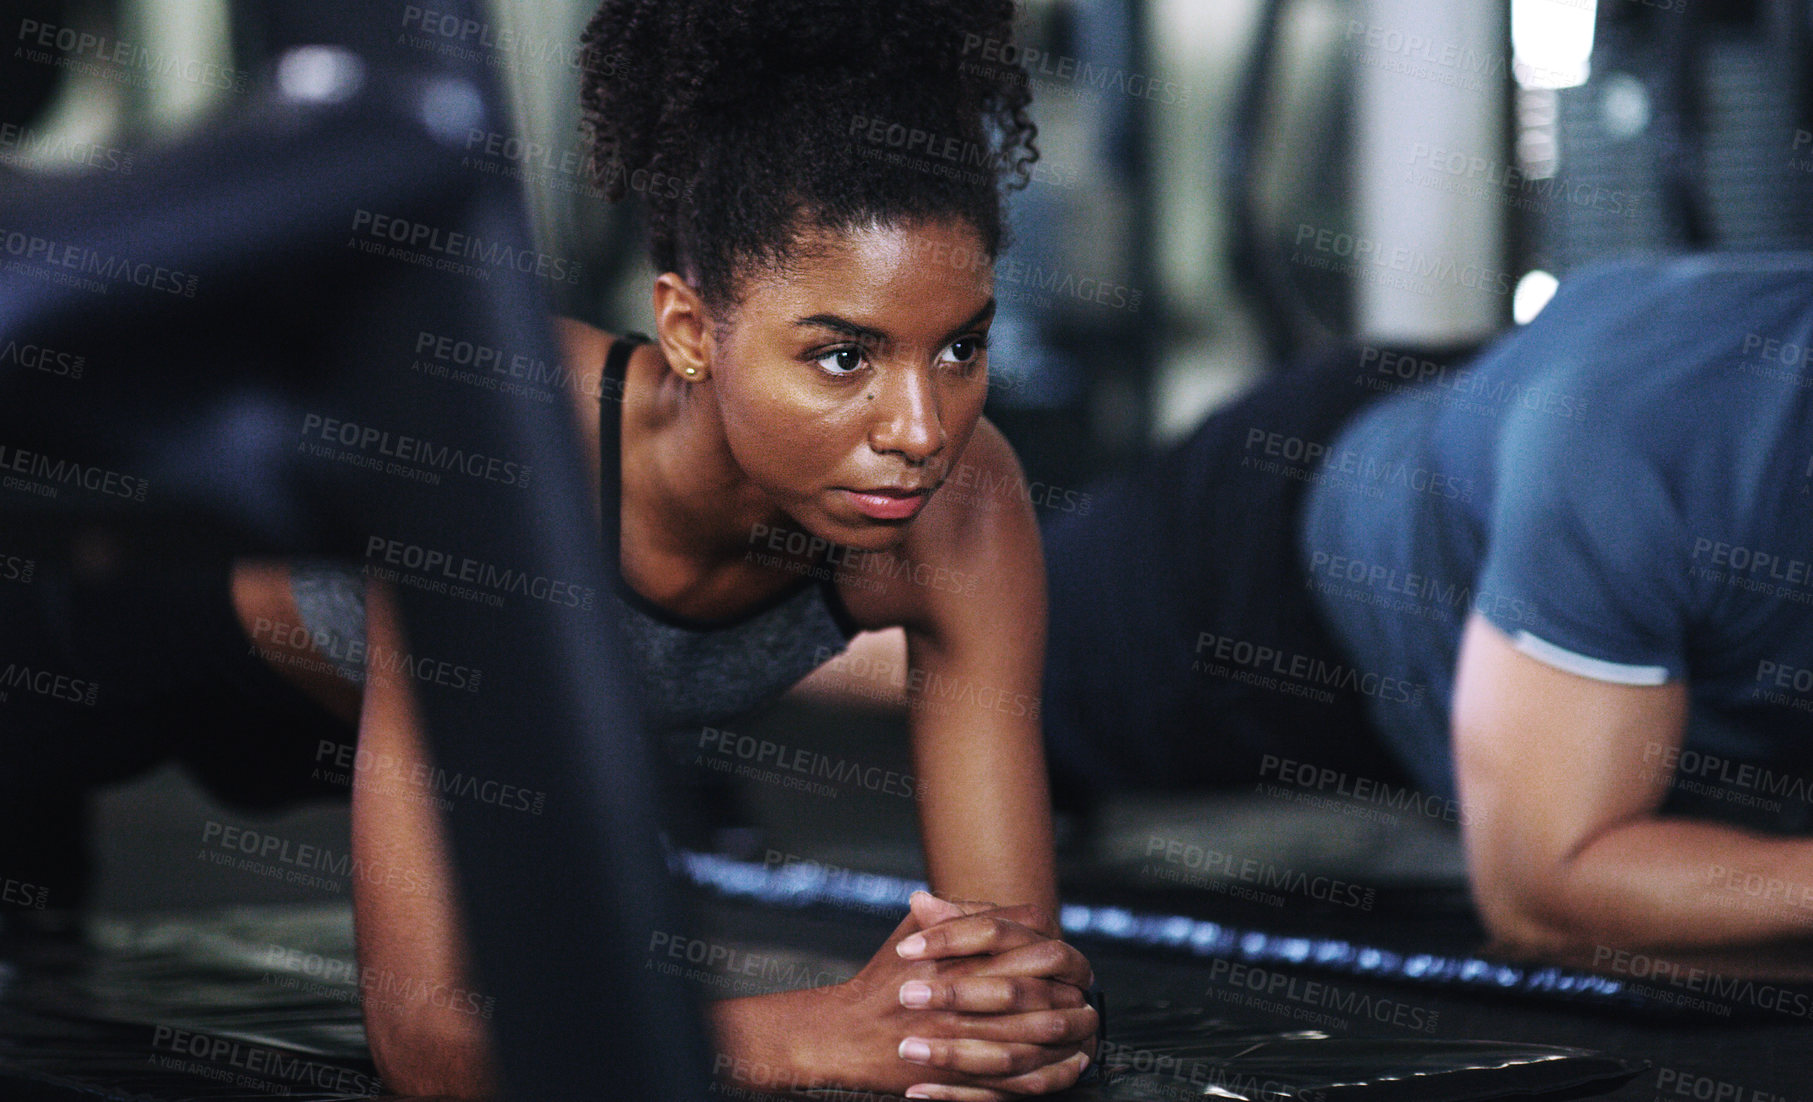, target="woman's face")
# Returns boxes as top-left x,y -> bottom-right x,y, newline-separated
708,216 -> 995,552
